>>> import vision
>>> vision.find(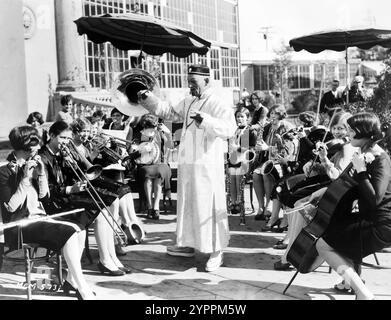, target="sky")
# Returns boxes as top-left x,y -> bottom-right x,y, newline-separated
238,0 -> 391,60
